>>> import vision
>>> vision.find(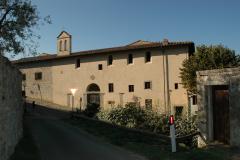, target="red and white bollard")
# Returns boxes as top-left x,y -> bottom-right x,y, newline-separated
169,115 -> 176,152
